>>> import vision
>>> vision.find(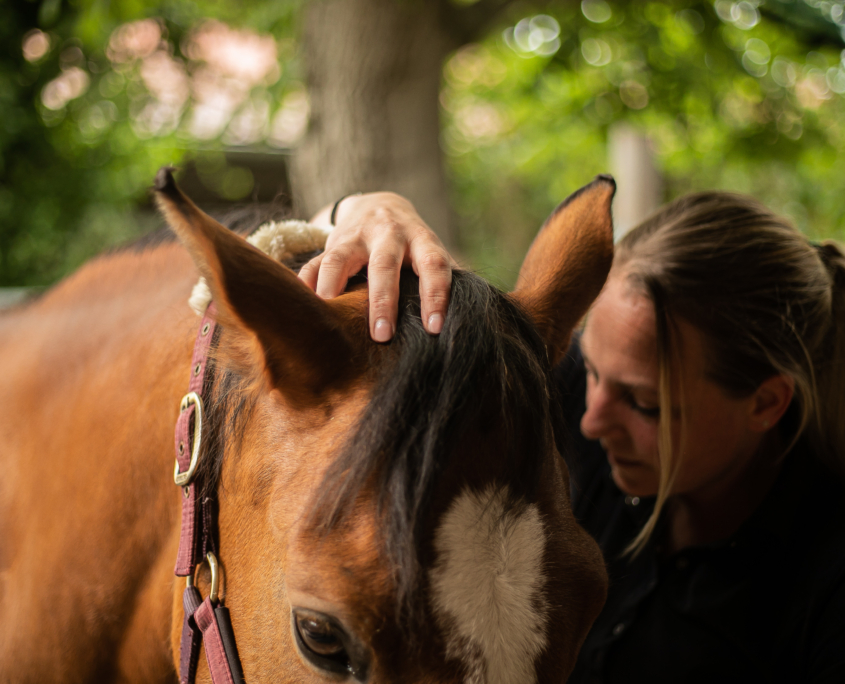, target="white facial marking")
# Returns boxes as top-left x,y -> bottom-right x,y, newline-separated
429,485 -> 548,684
